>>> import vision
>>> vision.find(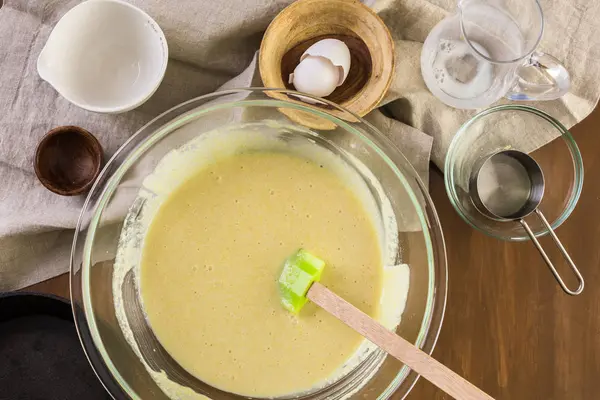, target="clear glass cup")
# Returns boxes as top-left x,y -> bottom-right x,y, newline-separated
70,89 -> 448,400
421,0 -> 570,109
